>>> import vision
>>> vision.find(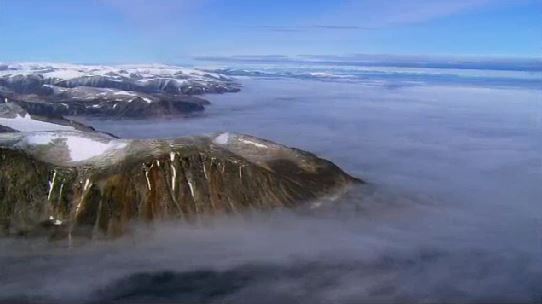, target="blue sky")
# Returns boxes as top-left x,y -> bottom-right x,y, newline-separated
0,0 -> 540,63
